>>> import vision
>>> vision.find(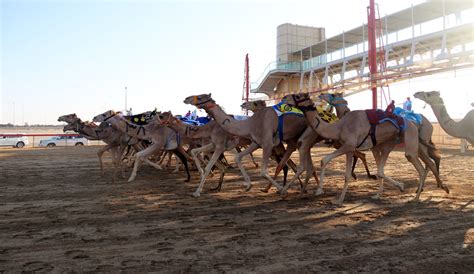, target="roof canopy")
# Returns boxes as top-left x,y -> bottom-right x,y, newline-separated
296,0 -> 472,58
